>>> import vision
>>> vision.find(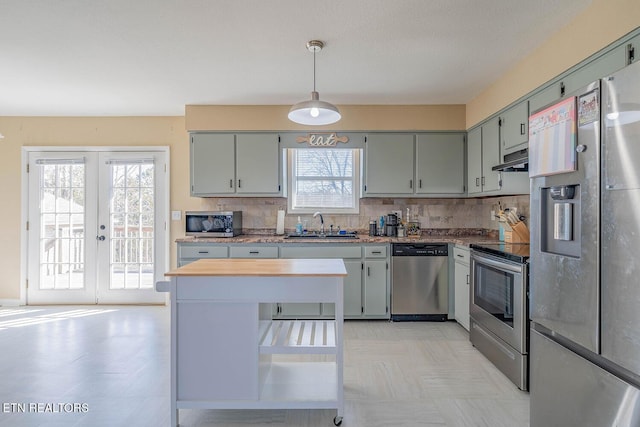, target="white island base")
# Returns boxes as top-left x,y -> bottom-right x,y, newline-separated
157,258 -> 347,426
